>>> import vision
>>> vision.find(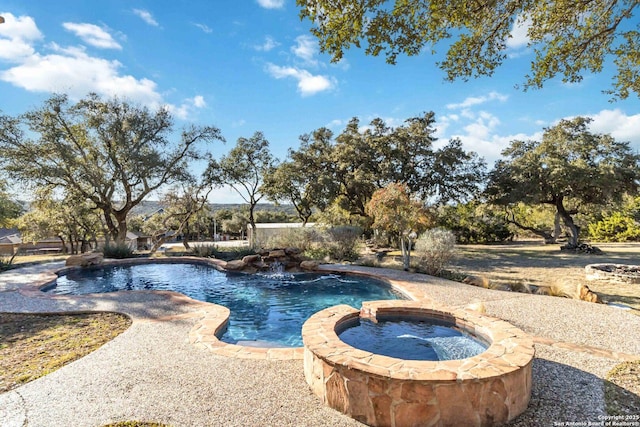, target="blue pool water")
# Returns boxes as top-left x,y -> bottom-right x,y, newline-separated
46,263 -> 404,347
338,318 -> 488,360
